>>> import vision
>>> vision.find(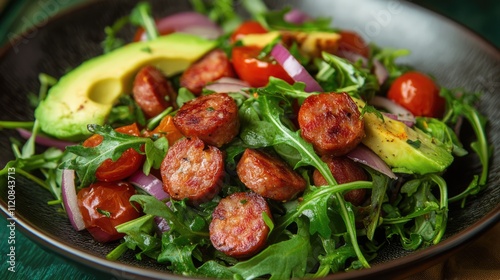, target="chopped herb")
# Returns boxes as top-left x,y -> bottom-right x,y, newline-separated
97,208 -> 112,218
407,139 -> 422,148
